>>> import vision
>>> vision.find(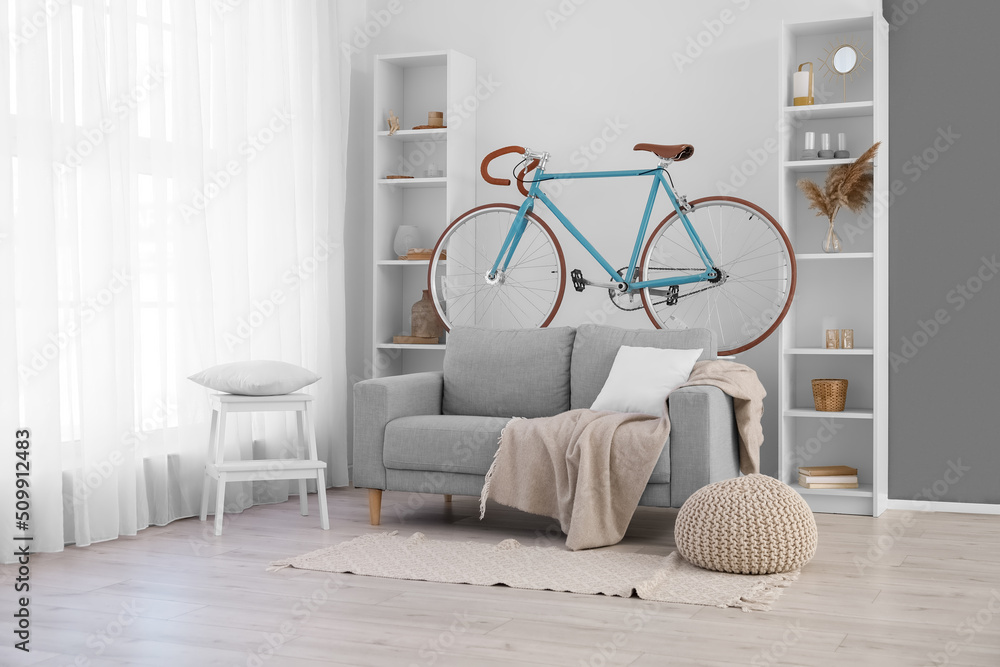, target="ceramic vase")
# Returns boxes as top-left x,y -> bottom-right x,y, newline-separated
411,290 -> 444,340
